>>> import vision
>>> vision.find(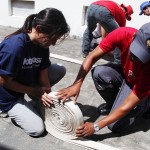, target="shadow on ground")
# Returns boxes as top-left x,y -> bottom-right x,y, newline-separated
0,144 -> 14,150
87,118 -> 150,141
77,102 -> 150,143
